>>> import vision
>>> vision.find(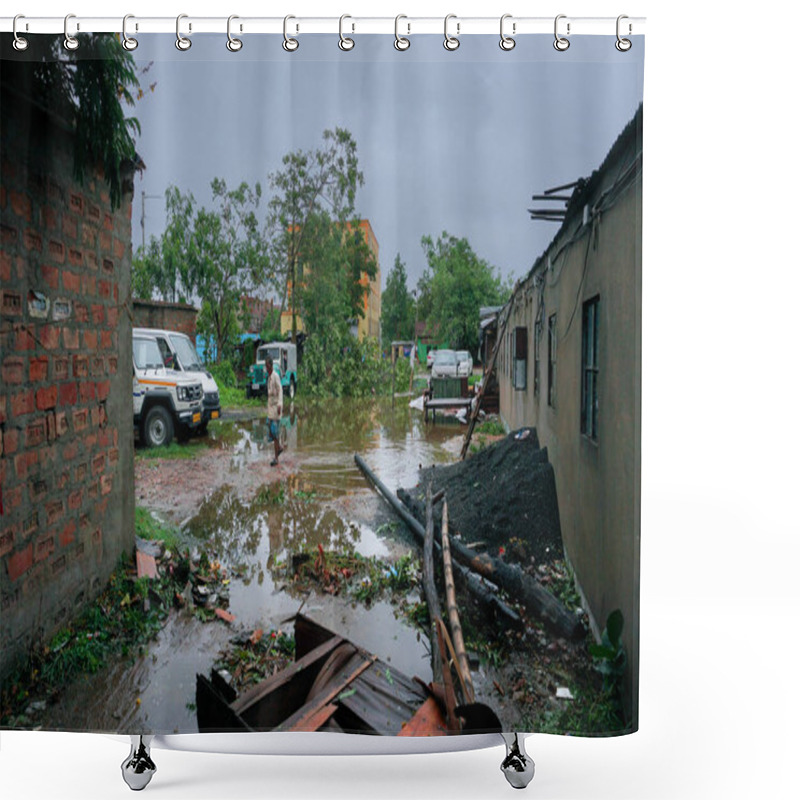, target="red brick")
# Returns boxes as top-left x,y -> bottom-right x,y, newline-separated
10,191 -> 32,221
56,411 -> 69,437
36,385 -> 58,410
74,302 -> 88,323
43,206 -> 60,231
14,451 -> 38,480
15,328 -> 36,351
11,389 -> 34,416
1,289 -> 23,316
100,232 -> 112,252
69,193 -> 83,214
92,454 -> 106,476
0,528 -> 15,558
91,356 -> 104,375
29,356 -> 49,382
48,240 -> 65,263
0,252 -> 11,282
25,420 -> 46,448
54,357 -> 69,379
82,275 -> 96,296
72,355 -> 89,378
46,411 -> 56,442
72,409 -> 89,432
98,279 -> 111,299
100,475 -> 113,496
98,428 -> 112,448
1,224 -> 17,245
63,328 -> 80,350
2,357 -> 24,384
91,305 -> 105,325
108,357 -> 118,375
39,325 -> 60,350
28,478 -> 47,503
88,203 -> 101,222
113,237 -> 126,259
3,427 -> 19,455
83,329 -> 98,350
85,252 -> 98,271
63,441 -> 79,461
82,227 -> 97,248
80,382 -> 96,403
103,212 -> 113,230
7,545 -> 33,581
67,248 -> 82,266
63,215 -> 78,239
51,555 -> 66,577
60,520 -> 77,547
68,489 -> 83,510
101,331 -> 114,350
0,394 -> 6,424
46,500 -> 64,525
4,484 -> 23,512
63,270 -> 81,292
107,306 -> 119,327
34,535 -> 55,563
24,229 -> 42,251
58,381 -> 78,406
96,380 -> 111,401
